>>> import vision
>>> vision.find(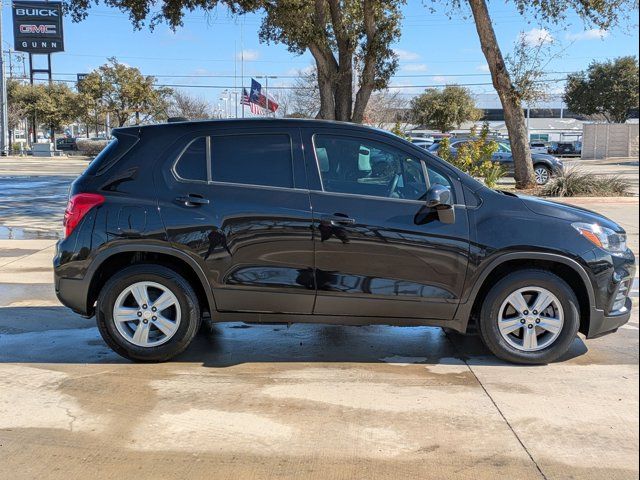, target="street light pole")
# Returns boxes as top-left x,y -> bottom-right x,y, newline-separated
0,1 -> 9,155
